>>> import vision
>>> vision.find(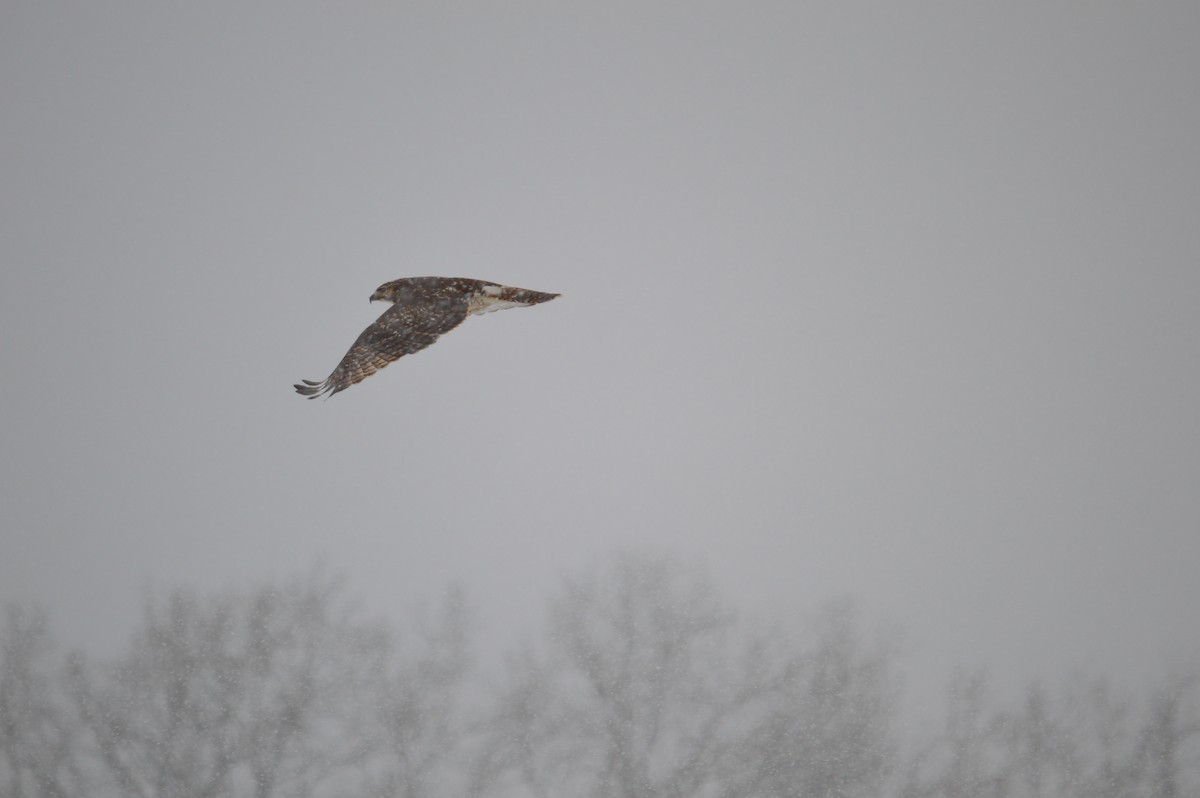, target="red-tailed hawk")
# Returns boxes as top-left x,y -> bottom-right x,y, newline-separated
295,277 -> 559,399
